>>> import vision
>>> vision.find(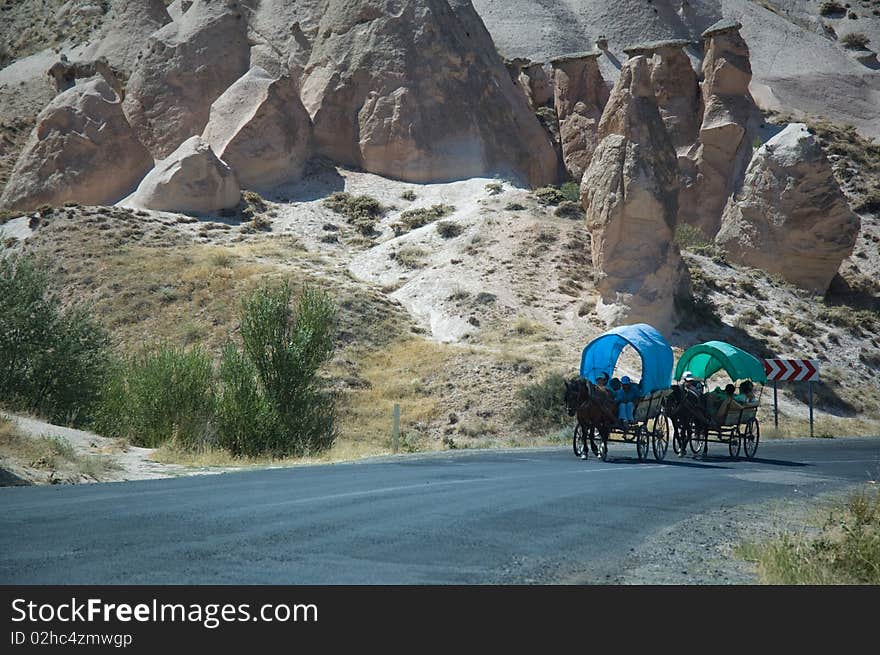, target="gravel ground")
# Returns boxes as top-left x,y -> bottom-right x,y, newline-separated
607,488 -> 857,584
